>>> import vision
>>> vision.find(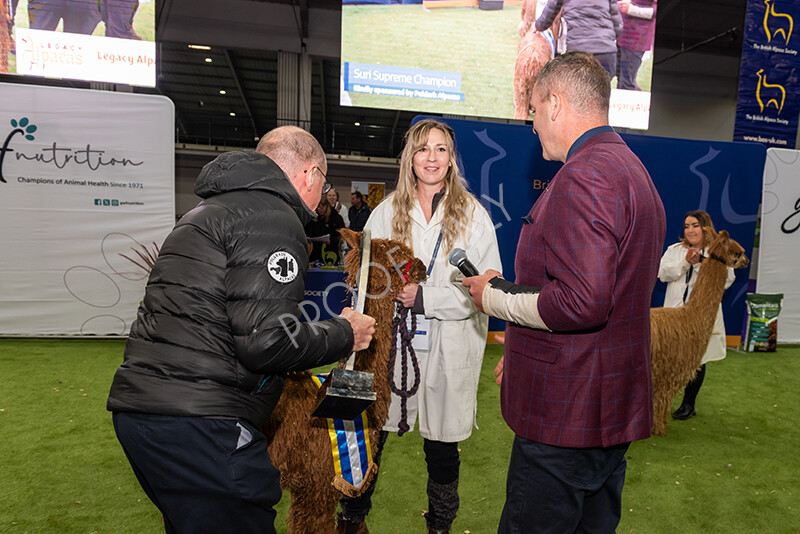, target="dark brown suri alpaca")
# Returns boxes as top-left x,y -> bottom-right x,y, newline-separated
649,228 -> 749,436
0,0 -> 10,73
513,10 -> 562,120
263,228 -> 427,533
